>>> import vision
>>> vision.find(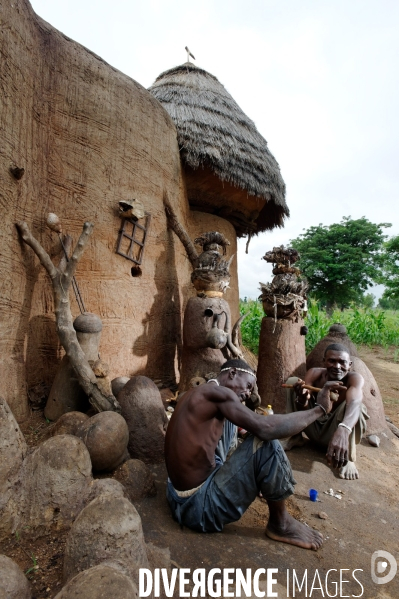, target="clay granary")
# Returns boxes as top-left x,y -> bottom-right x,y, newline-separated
0,0 -> 288,422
